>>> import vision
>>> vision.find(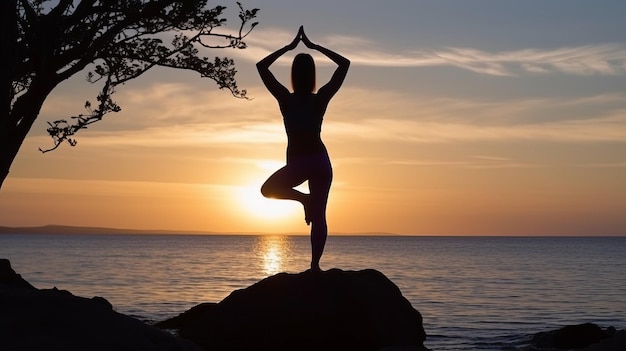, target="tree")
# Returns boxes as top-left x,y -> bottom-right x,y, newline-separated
0,0 -> 259,190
